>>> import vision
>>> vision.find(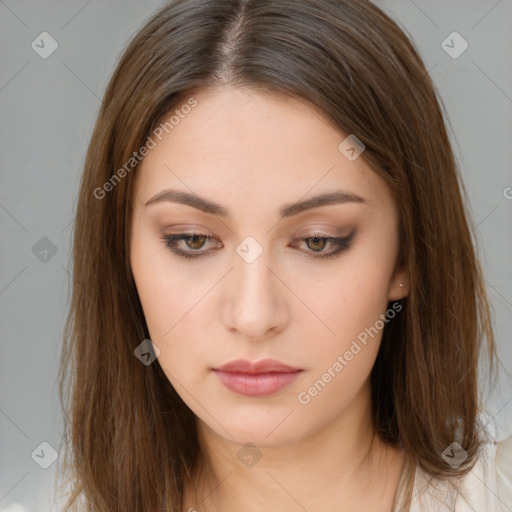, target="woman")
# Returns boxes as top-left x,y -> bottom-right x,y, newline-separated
57,0 -> 512,510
